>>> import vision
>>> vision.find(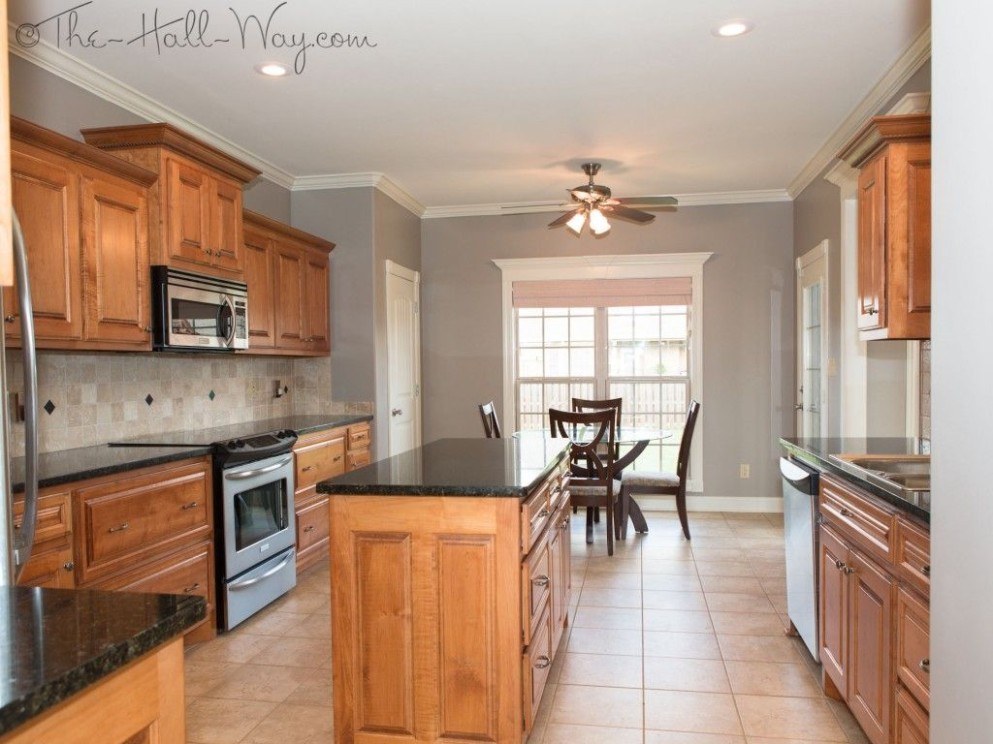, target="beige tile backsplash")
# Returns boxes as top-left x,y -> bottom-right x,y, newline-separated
4,351 -> 370,456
